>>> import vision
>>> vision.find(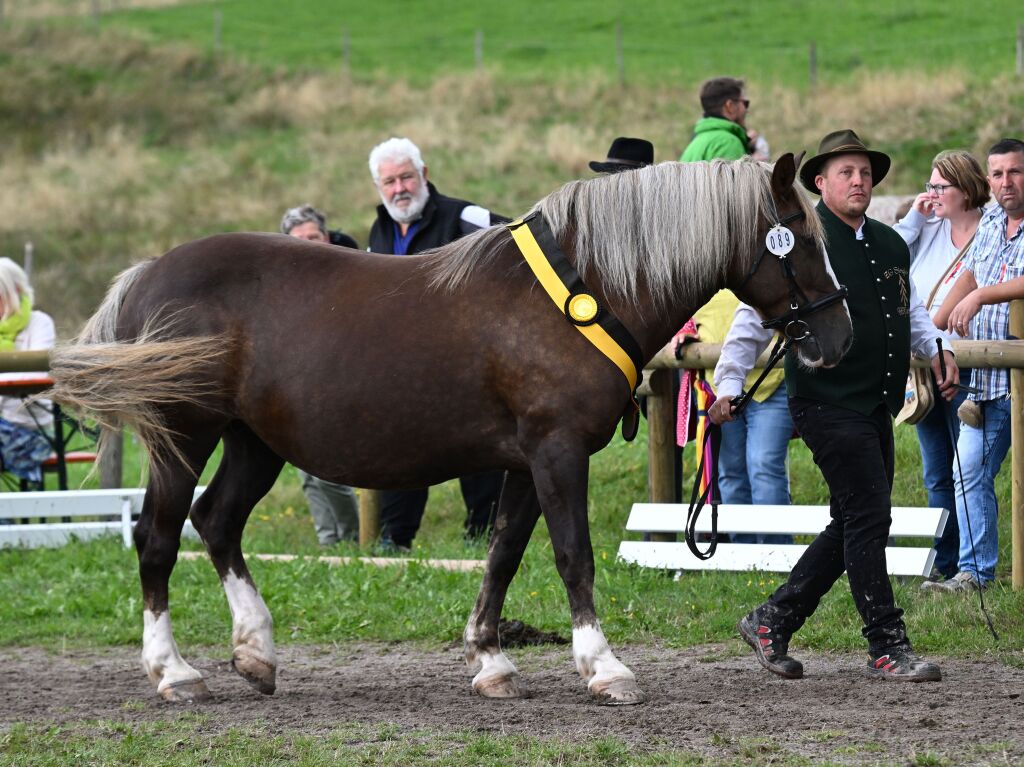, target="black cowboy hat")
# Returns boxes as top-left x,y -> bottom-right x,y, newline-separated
798,129 -> 891,194
589,137 -> 654,174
